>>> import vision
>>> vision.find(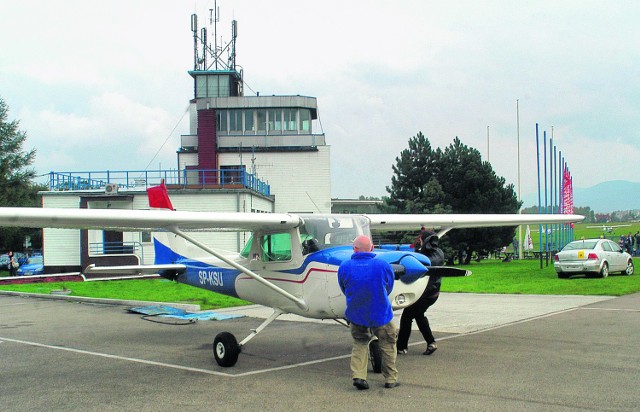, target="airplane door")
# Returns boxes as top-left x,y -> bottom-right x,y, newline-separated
326,271 -> 346,318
